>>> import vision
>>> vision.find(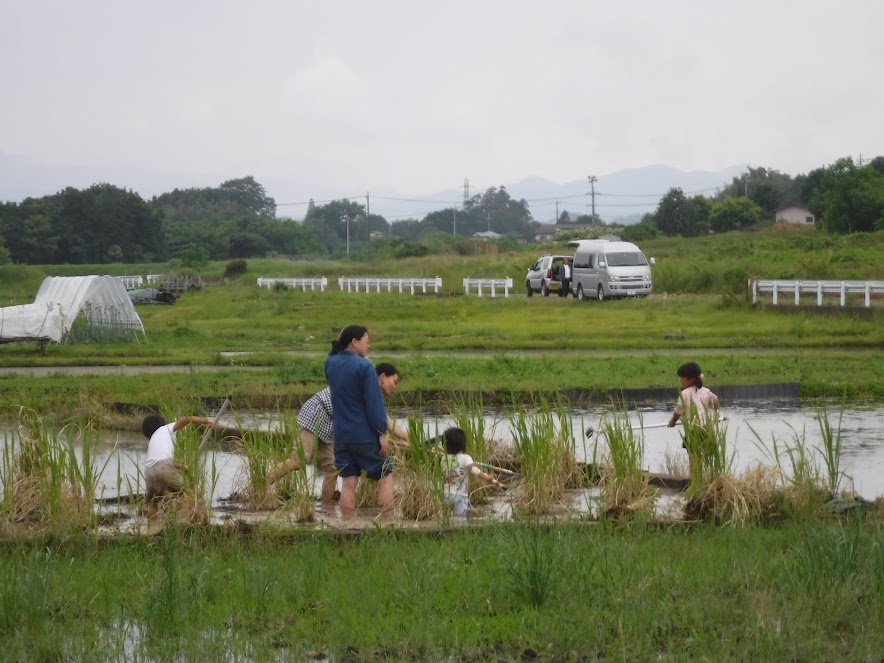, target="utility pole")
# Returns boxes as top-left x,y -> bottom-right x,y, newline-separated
366,191 -> 370,215
365,192 -> 370,243
555,199 -> 559,225
587,175 -> 597,221
452,207 -> 456,236
463,178 -> 469,207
